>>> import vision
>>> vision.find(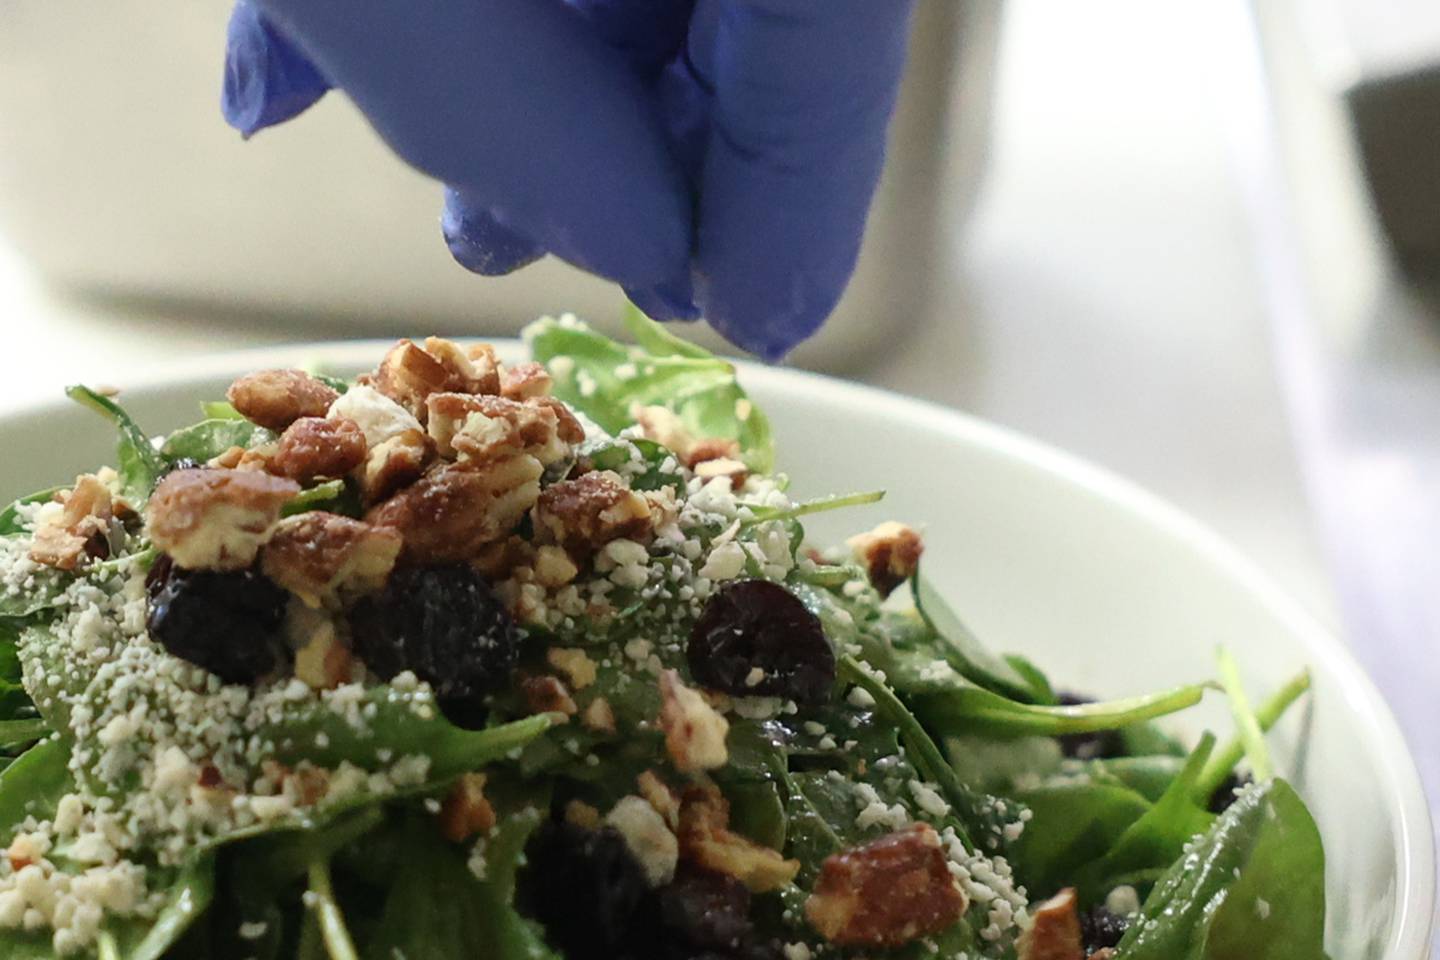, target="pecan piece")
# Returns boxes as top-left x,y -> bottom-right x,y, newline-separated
532,470 -> 652,555
146,468 -> 299,570
522,675 -> 578,718
271,417 -> 367,484
438,773 -> 497,843
260,512 -> 401,608
846,521 -> 924,598
499,361 -> 553,400
370,338 -> 498,419
677,781 -> 799,892
227,369 -> 339,431
285,601 -> 355,690
425,393 -> 570,466
366,457 -> 542,564
28,474 -> 114,570
804,823 -> 968,948
1018,889 -> 1083,960
358,428 -> 432,505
